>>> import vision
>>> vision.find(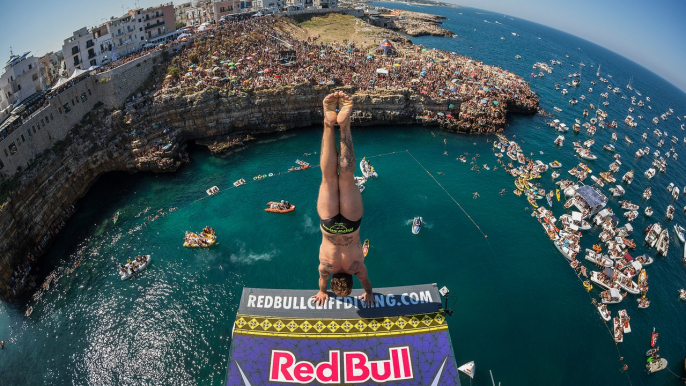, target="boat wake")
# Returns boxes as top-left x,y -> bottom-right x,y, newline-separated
230,244 -> 278,264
